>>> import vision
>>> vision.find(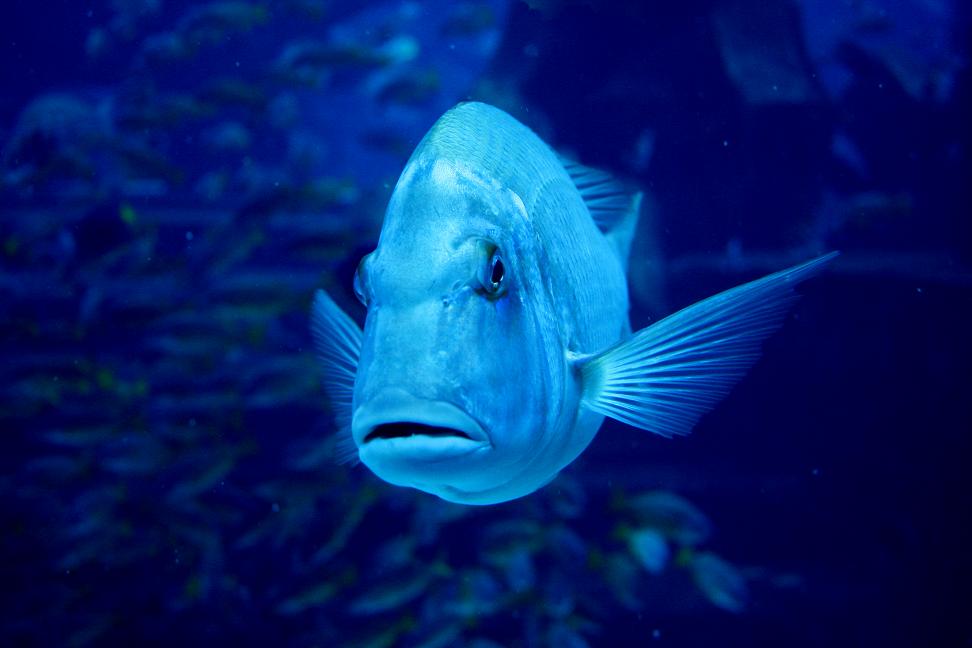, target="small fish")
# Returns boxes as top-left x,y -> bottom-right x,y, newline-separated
690,551 -> 748,613
547,473 -> 587,518
625,490 -> 712,547
373,70 -> 440,106
165,452 -> 237,502
275,568 -> 356,616
176,2 -> 269,44
410,496 -> 472,546
117,93 -> 215,130
139,31 -> 190,64
601,552 -> 643,611
545,524 -> 588,564
440,568 -> 502,618
371,536 -> 416,572
351,615 -> 416,648
312,102 -> 836,505
347,562 -> 448,616
274,40 -> 392,85
102,434 -> 169,476
360,129 -> 414,158
43,425 -> 118,450
412,621 -> 464,648
627,527 -> 669,575
201,121 -> 252,152
503,547 -> 536,593
198,77 -> 267,111
311,486 -> 379,564
547,621 -> 593,648
482,538 -> 536,594
441,3 -> 497,38
465,640 -> 505,648
25,455 -> 90,482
